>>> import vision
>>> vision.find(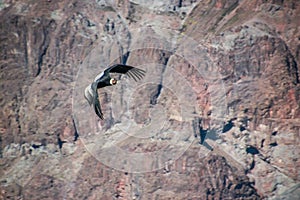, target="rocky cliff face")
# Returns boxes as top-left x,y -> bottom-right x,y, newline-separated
1,0 -> 299,199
